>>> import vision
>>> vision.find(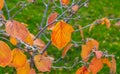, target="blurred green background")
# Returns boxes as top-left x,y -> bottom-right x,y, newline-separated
0,0 -> 120,74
